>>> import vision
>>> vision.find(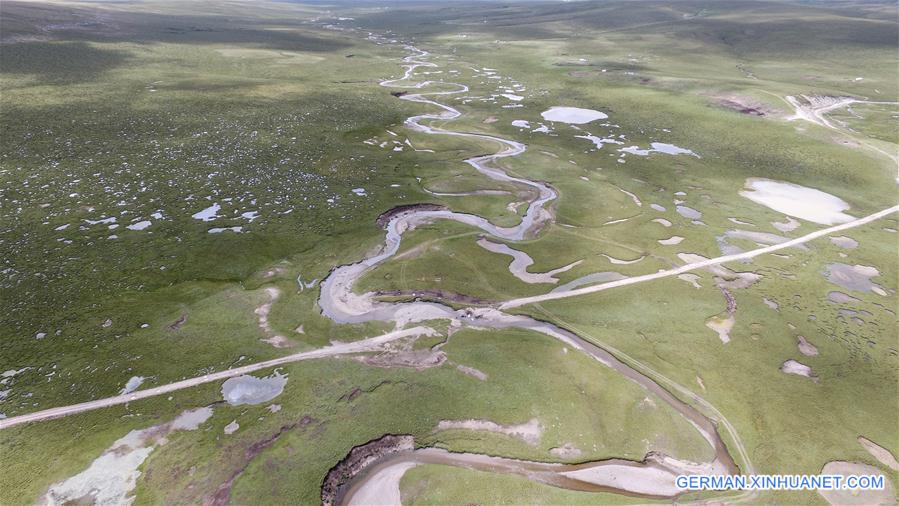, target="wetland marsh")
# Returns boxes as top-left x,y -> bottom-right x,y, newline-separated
1,1 -> 897,505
